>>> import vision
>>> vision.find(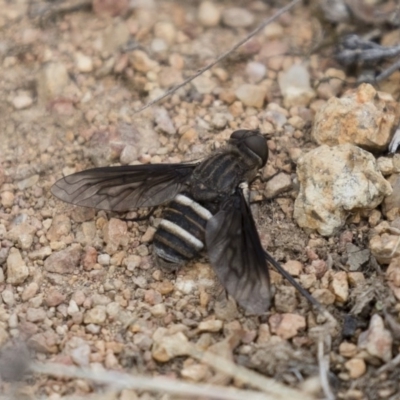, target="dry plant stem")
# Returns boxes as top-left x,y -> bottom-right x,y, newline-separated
133,0 -> 301,114
377,353 -> 400,374
318,337 -> 335,400
186,344 -> 315,400
30,362 -> 280,400
375,57 -> 400,82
